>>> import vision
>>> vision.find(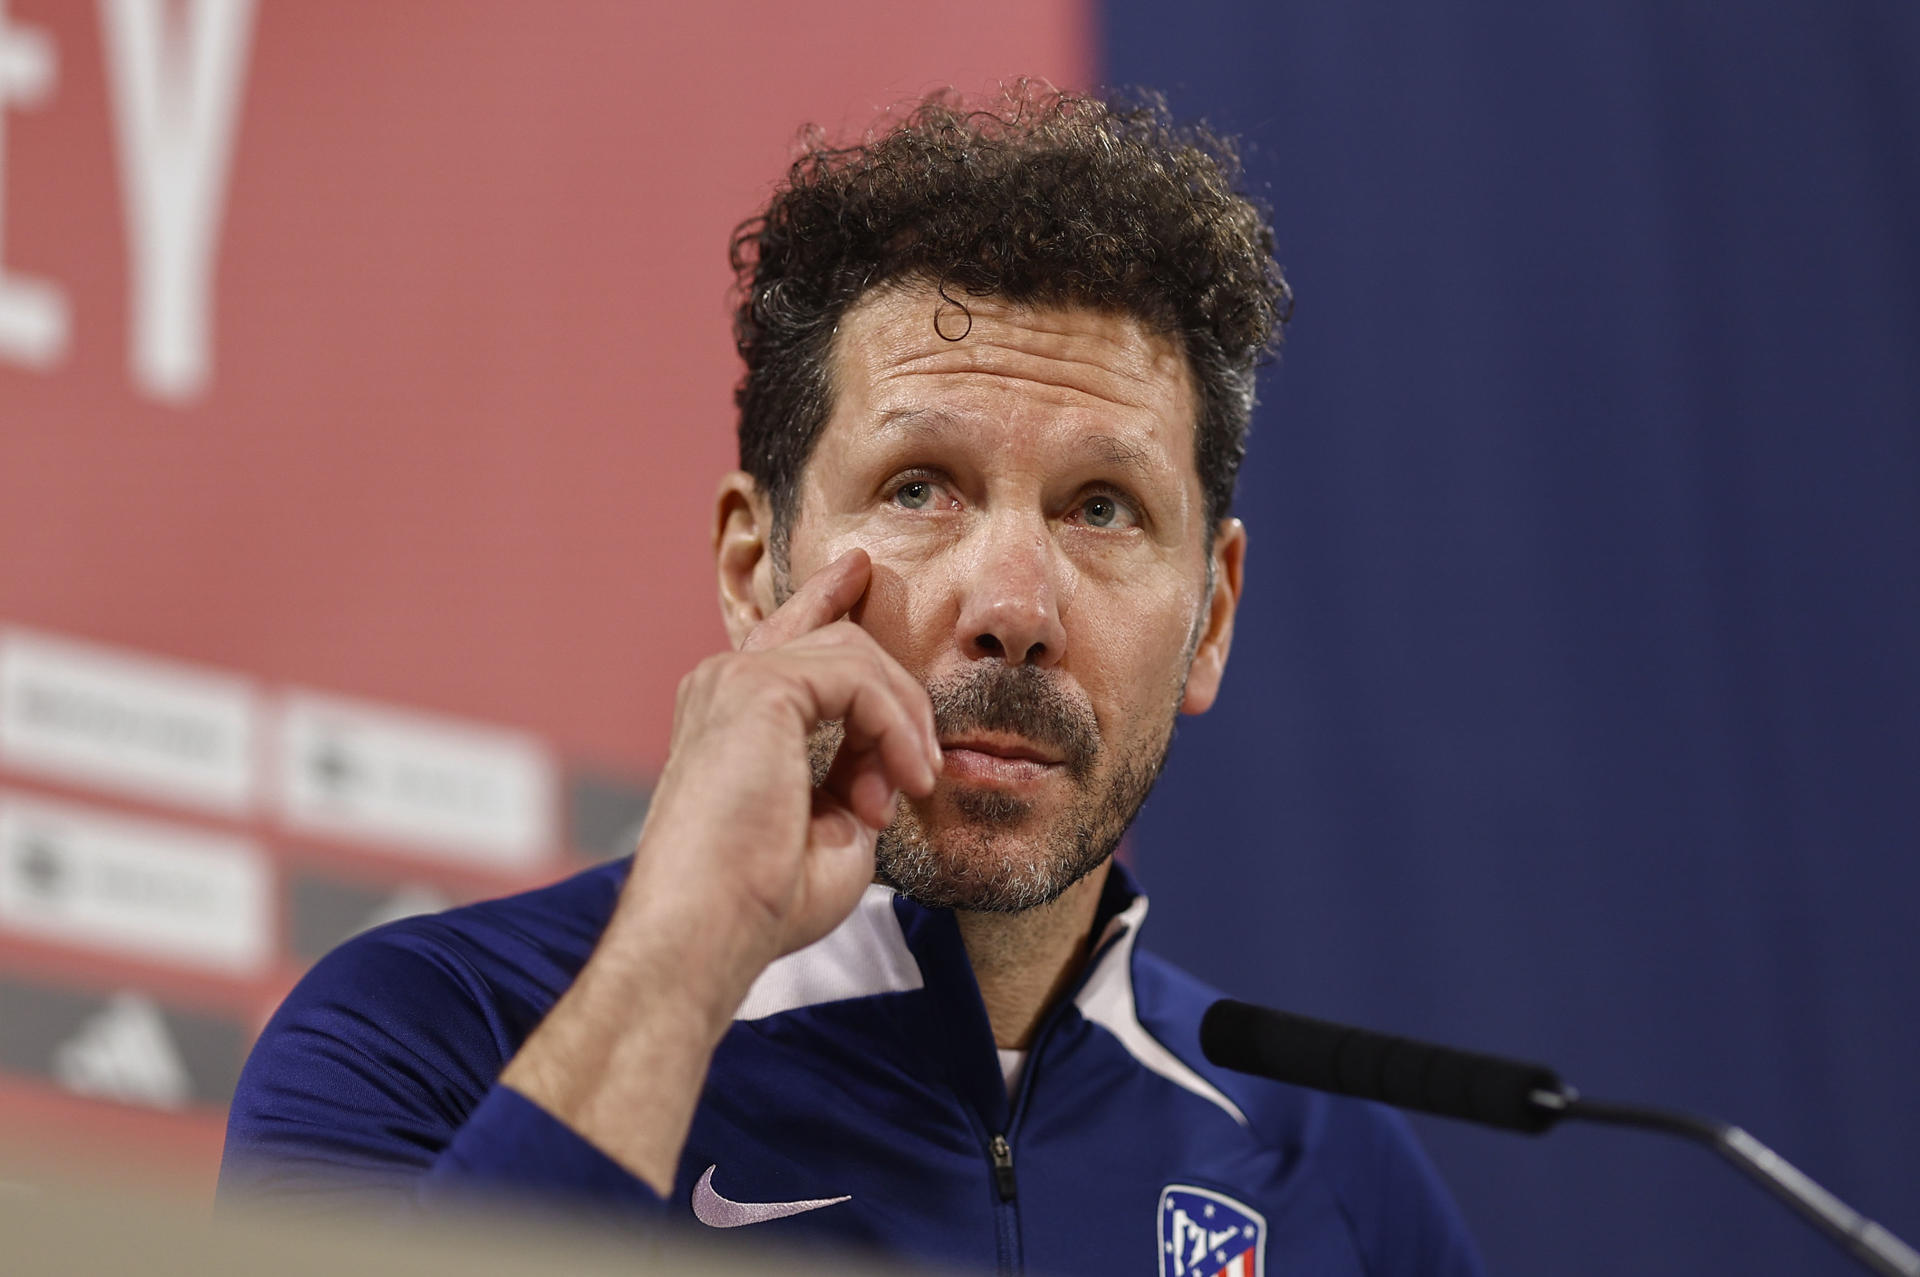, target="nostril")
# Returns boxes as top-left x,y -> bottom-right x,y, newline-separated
1023,642 -> 1047,664
975,633 -> 1005,657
